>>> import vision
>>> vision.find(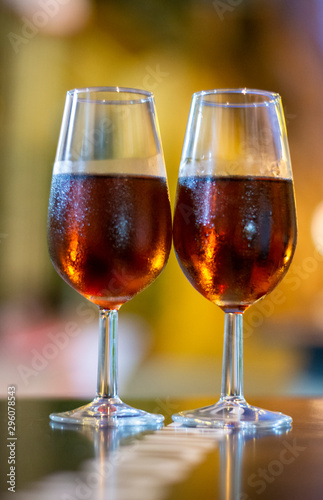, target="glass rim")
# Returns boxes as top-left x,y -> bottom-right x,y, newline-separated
67,86 -> 154,104
192,88 -> 281,107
